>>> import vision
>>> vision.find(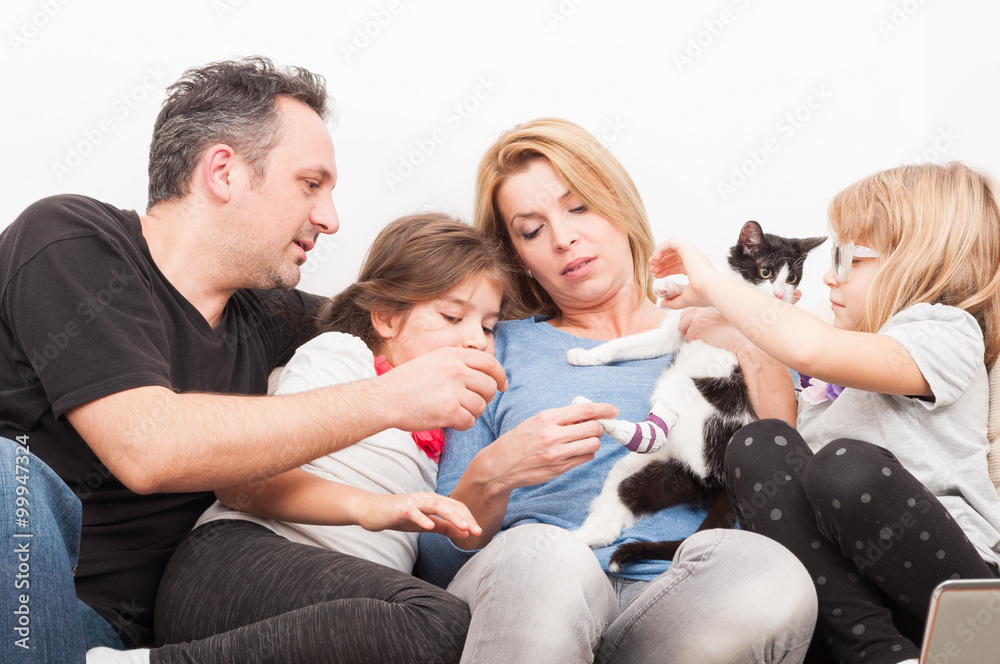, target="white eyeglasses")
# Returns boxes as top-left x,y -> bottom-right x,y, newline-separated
831,241 -> 879,283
